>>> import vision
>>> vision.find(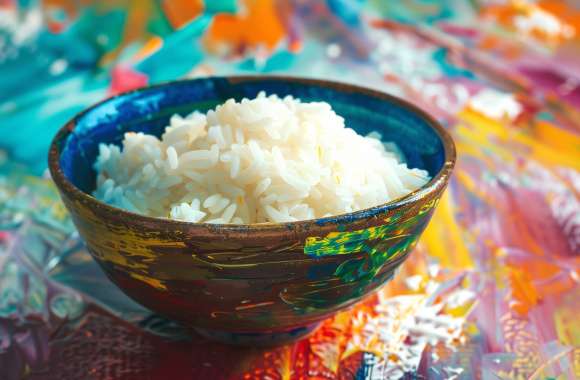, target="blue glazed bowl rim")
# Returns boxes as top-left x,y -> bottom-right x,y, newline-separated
48,75 -> 456,231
